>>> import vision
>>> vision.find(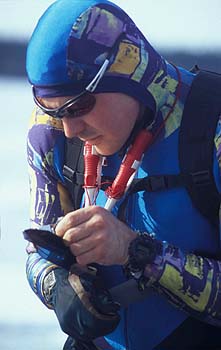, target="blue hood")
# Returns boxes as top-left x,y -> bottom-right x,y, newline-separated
26,0 -> 180,114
